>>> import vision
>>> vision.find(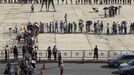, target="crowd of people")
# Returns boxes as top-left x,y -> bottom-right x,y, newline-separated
103,6 -> 121,18
0,0 -> 133,5
4,21 -> 65,75
4,21 -> 39,75
3,19 -> 134,75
